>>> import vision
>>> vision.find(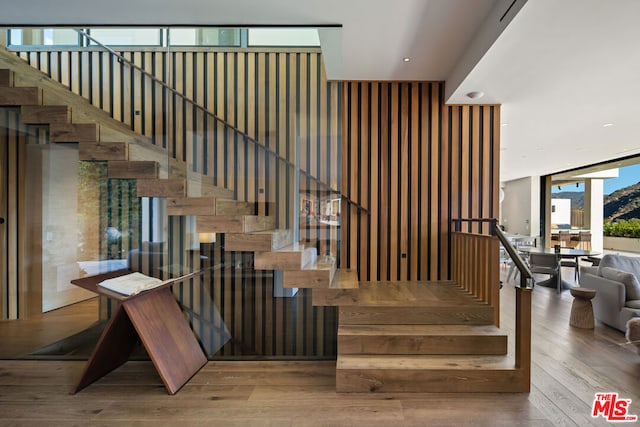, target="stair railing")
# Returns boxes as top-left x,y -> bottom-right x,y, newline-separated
451,217 -> 532,392
74,29 -> 338,196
